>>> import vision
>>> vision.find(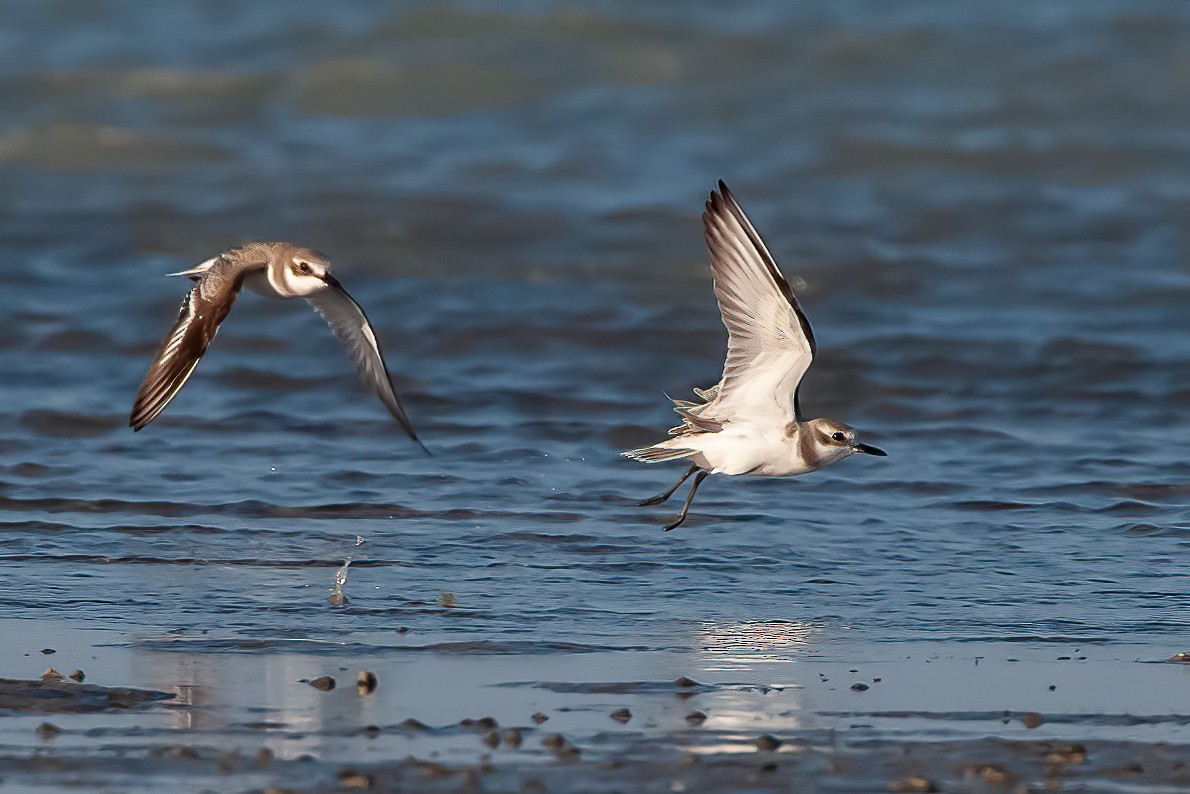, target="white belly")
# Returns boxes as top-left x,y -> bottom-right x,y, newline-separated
677,427 -> 815,478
